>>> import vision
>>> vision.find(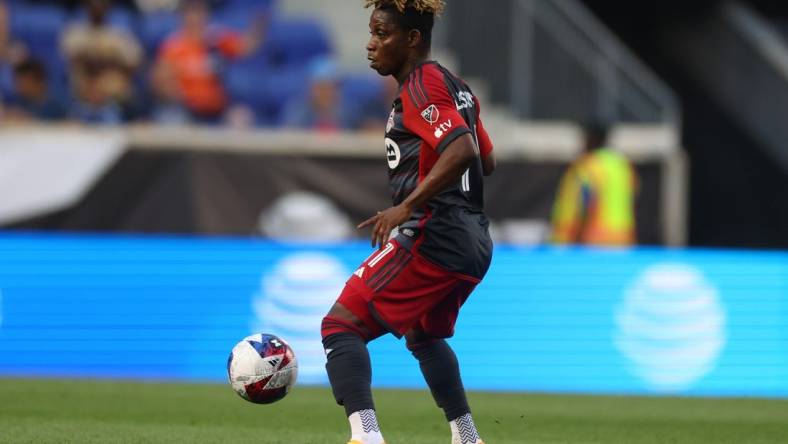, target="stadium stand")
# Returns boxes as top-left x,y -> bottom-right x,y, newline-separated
0,0 -> 354,126
0,0 -> 688,246
6,2 -> 69,97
